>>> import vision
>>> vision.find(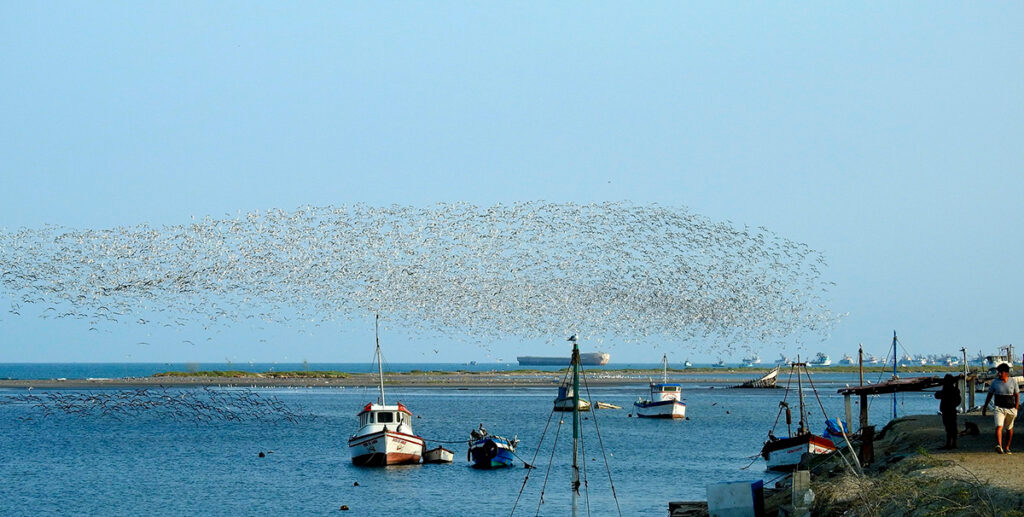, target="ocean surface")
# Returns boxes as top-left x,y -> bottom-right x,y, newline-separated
0,365 -> 941,516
